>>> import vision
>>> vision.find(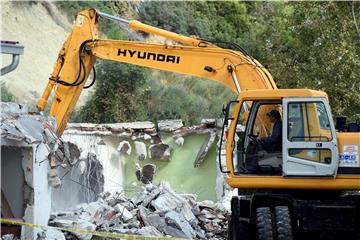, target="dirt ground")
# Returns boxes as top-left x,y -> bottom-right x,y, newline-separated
1,1 -> 91,109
